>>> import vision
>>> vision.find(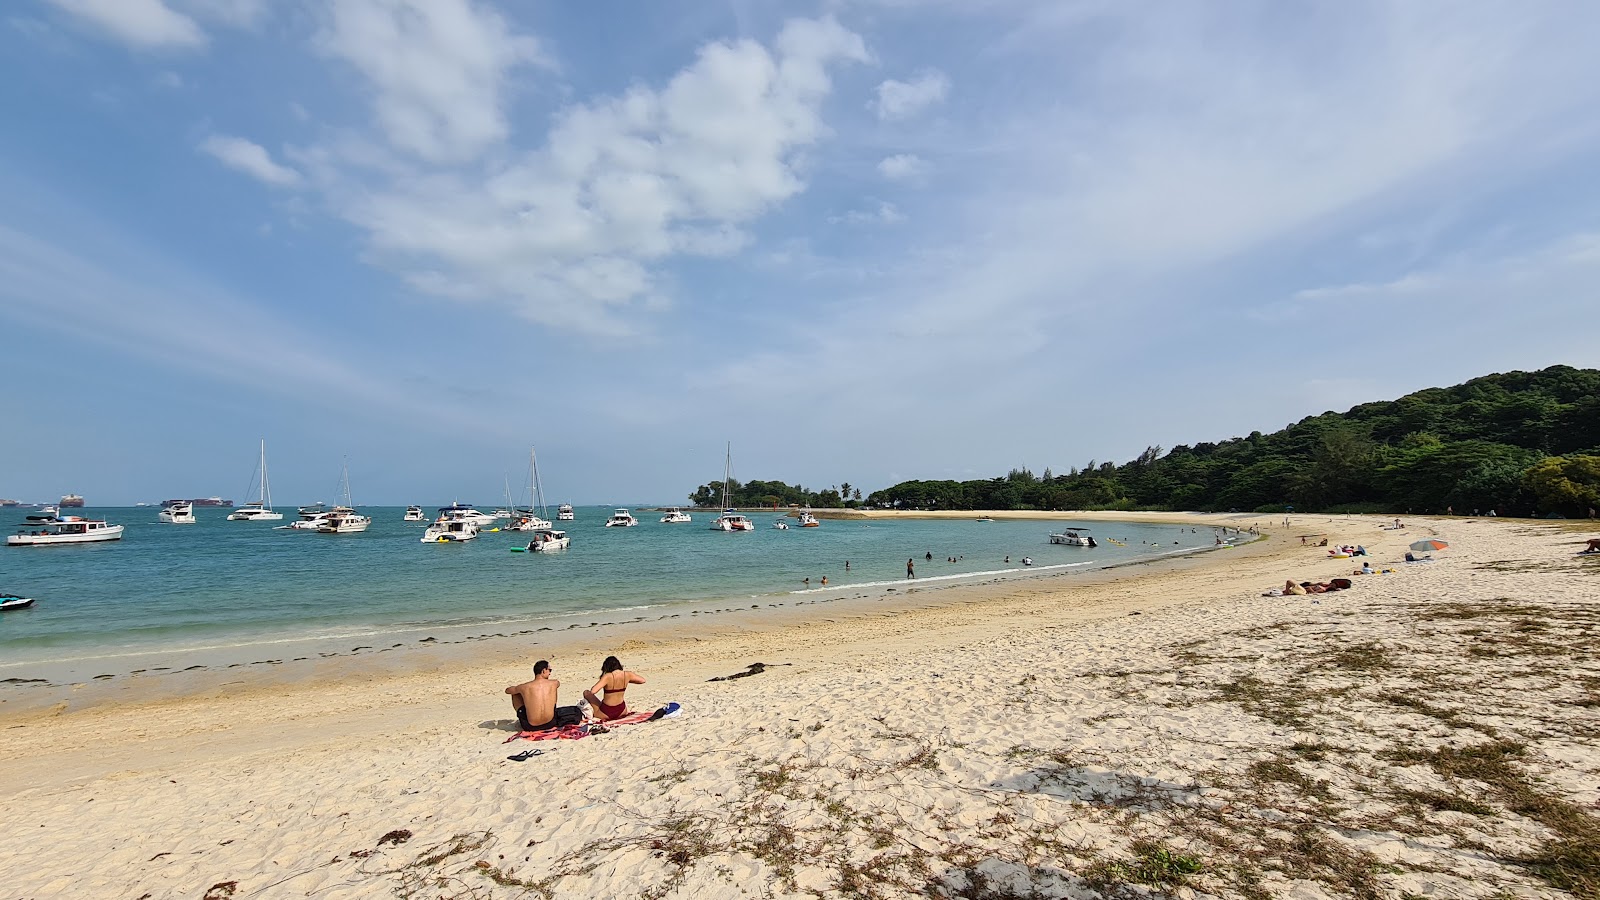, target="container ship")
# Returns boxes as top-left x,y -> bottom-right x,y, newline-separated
59,493 -> 85,508
191,497 -> 234,507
